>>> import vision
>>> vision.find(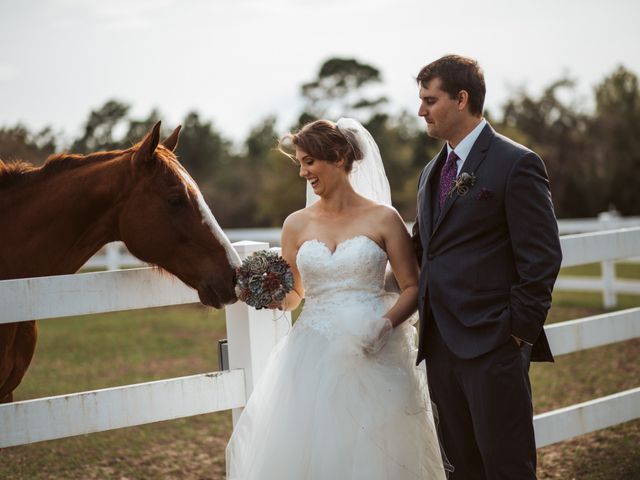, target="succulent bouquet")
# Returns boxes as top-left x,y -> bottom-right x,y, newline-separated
235,250 -> 294,310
